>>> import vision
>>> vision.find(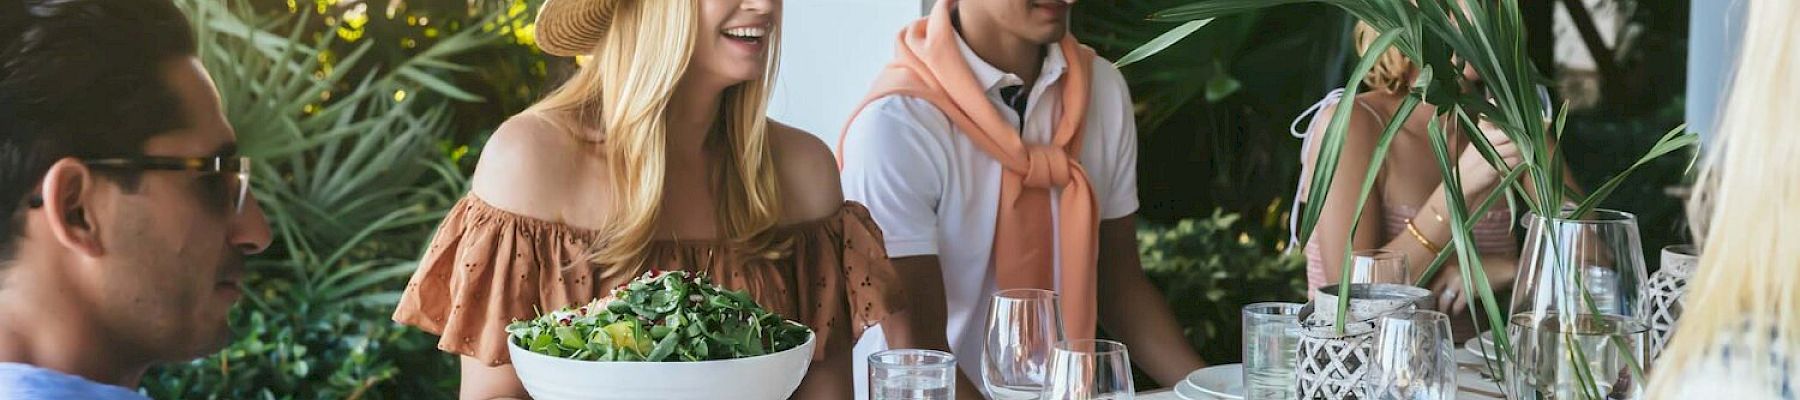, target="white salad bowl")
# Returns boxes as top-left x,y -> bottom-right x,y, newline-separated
507,331 -> 816,400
